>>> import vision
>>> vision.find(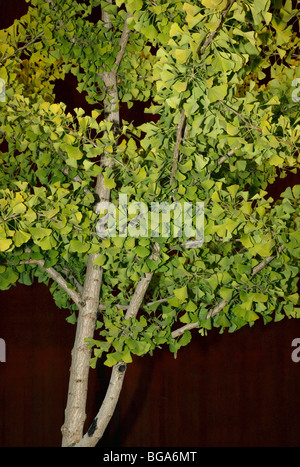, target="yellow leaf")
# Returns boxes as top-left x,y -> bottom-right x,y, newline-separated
201,0 -> 227,10
183,3 -> 201,16
0,238 -> 12,251
169,23 -> 182,37
269,154 -> 284,166
226,122 -> 239,136
175,48 -> 190,64
173,81 -> 187,93
240,234 -> 253,249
